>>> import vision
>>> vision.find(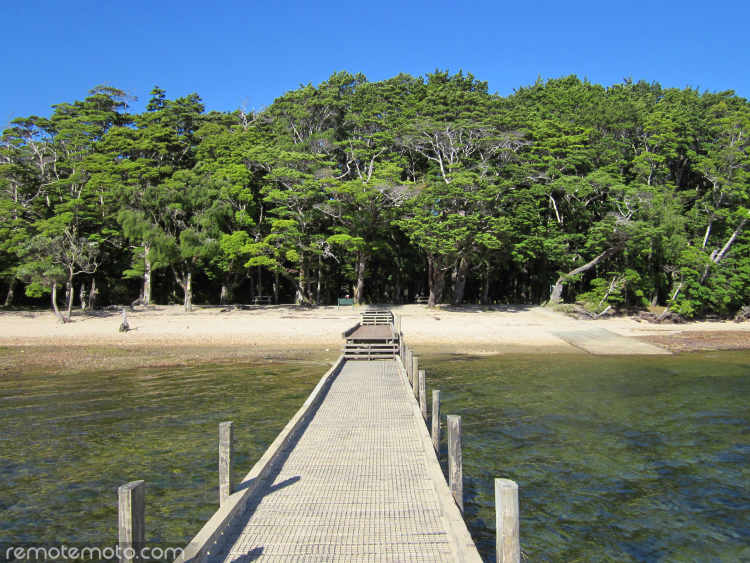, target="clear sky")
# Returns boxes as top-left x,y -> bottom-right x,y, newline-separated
2,0 -> 748,122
